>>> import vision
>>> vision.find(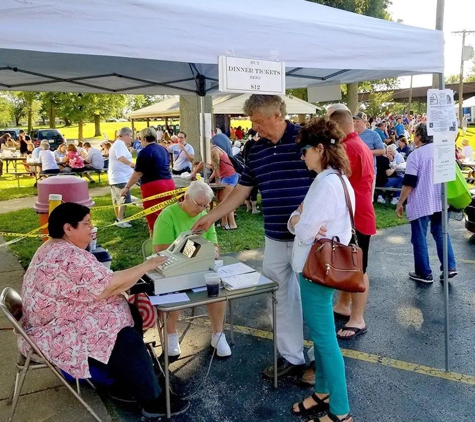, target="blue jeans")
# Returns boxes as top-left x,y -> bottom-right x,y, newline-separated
410,212 -> 456,276
383,177 -> 403,197
299,274 -> 350,415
